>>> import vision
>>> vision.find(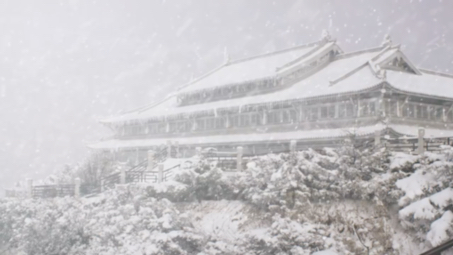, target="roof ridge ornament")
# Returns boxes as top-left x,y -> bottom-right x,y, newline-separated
381,34 -> 392,47
321,29 -> 332,42
375,65 -> 387,80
